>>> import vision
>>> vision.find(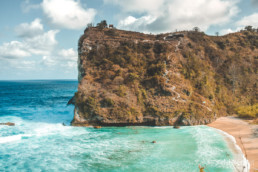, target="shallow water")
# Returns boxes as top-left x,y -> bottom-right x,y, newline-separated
0,80 -> 242,171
